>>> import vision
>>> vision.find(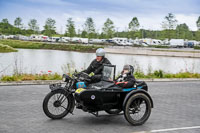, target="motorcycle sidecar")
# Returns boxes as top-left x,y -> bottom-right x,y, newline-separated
74,79 -> 153,126
43,64 -> 153,126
